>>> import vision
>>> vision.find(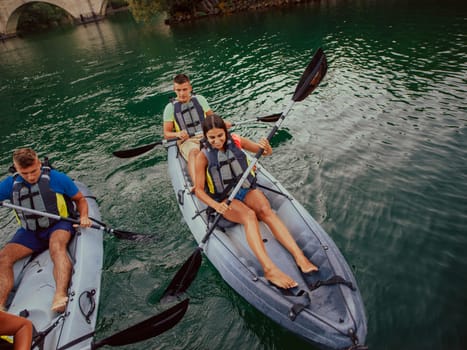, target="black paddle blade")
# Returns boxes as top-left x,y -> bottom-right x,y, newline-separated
257,113 -> 282,123
160,248 -> 203,300
89,217 -> 152,241
293,48 -> 328,102
111,229 -> 153,242
112,141 -> 162,158
92,299 -> 189,349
